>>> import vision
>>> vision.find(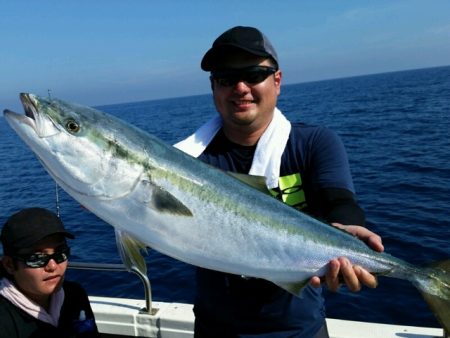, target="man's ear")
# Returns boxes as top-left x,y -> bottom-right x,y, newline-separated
274,70 -> 282,95
1,256 -> 16,274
